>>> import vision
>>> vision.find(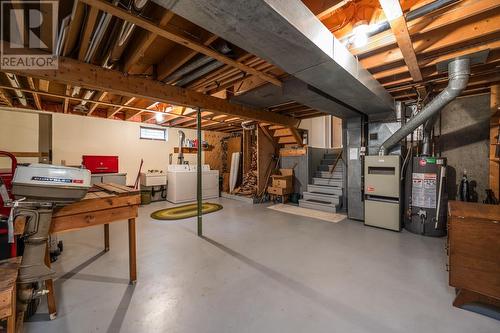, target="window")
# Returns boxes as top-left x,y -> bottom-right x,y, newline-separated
140,126 -> 167,141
